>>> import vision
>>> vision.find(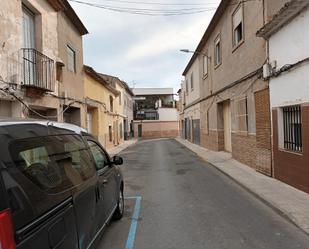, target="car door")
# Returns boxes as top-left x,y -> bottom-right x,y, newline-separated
3,134 -> 92,249
87,140 -> 118,227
